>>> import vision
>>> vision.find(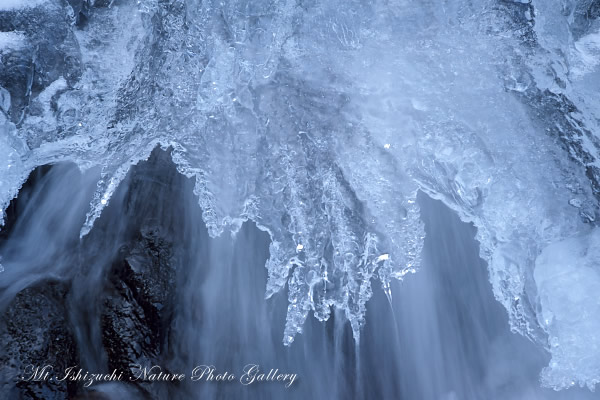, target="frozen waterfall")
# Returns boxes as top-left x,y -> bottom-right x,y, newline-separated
1,0 -> 600,398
